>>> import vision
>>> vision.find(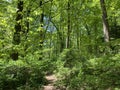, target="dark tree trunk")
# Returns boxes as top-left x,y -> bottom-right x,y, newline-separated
66,1 -> 71,48
39,1 -> 44,60
85,24 -> 93,53
11,0 -> 23,60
